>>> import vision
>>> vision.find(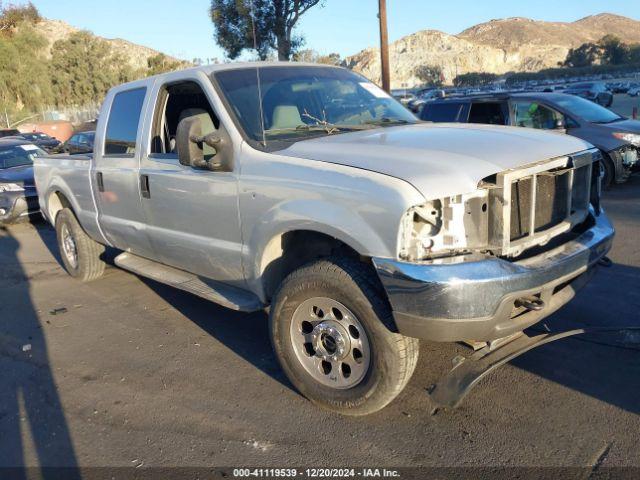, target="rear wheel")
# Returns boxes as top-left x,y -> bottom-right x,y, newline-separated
55,208 -> 105,281
269,257 -> 419,416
